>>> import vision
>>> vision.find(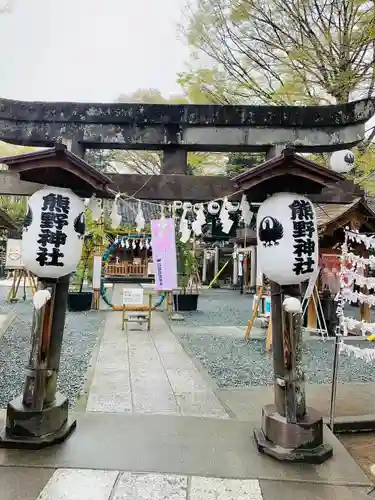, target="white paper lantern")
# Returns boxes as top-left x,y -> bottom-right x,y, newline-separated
193,203 -> 202,213
208,201 -> 220,215
22,187 -> 85,279
257,192 -> 318,285
330,150 -> 355,173
173,201 -> 183,211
